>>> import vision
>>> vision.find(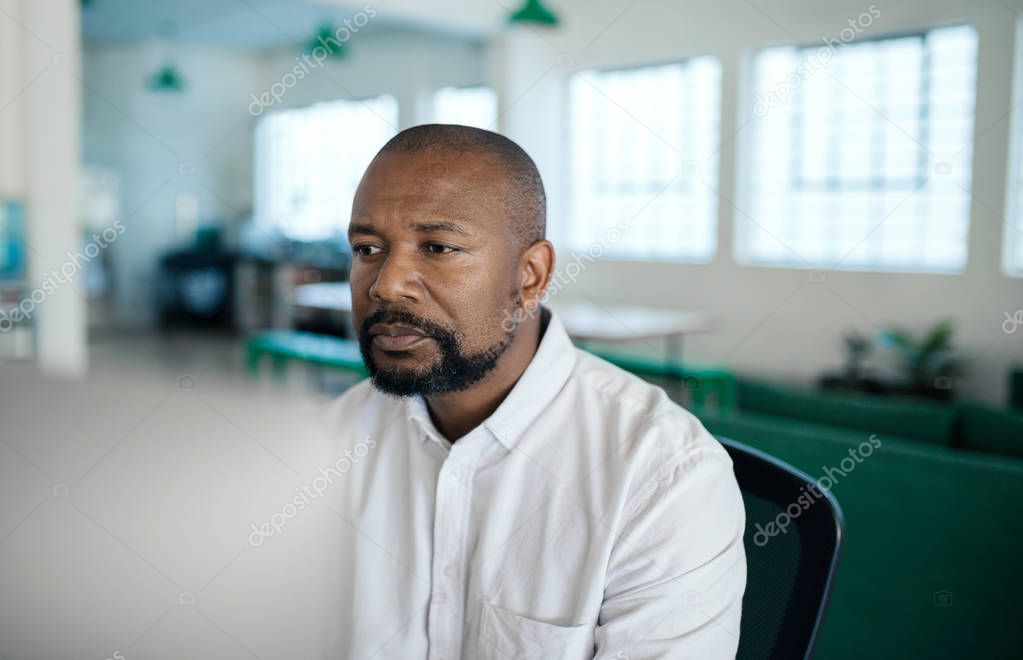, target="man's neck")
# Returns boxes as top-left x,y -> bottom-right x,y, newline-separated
424,313 -> 546,443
